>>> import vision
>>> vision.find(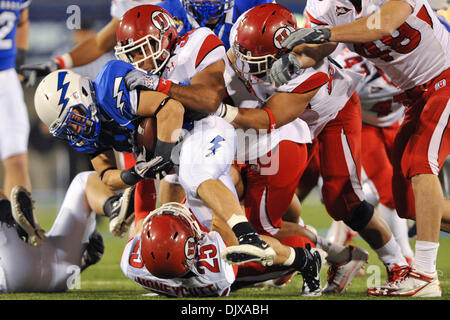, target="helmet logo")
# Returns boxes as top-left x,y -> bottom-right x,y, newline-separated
185,237 -> 196,260
273,26 -> 294,49
151,11 -> 175,31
